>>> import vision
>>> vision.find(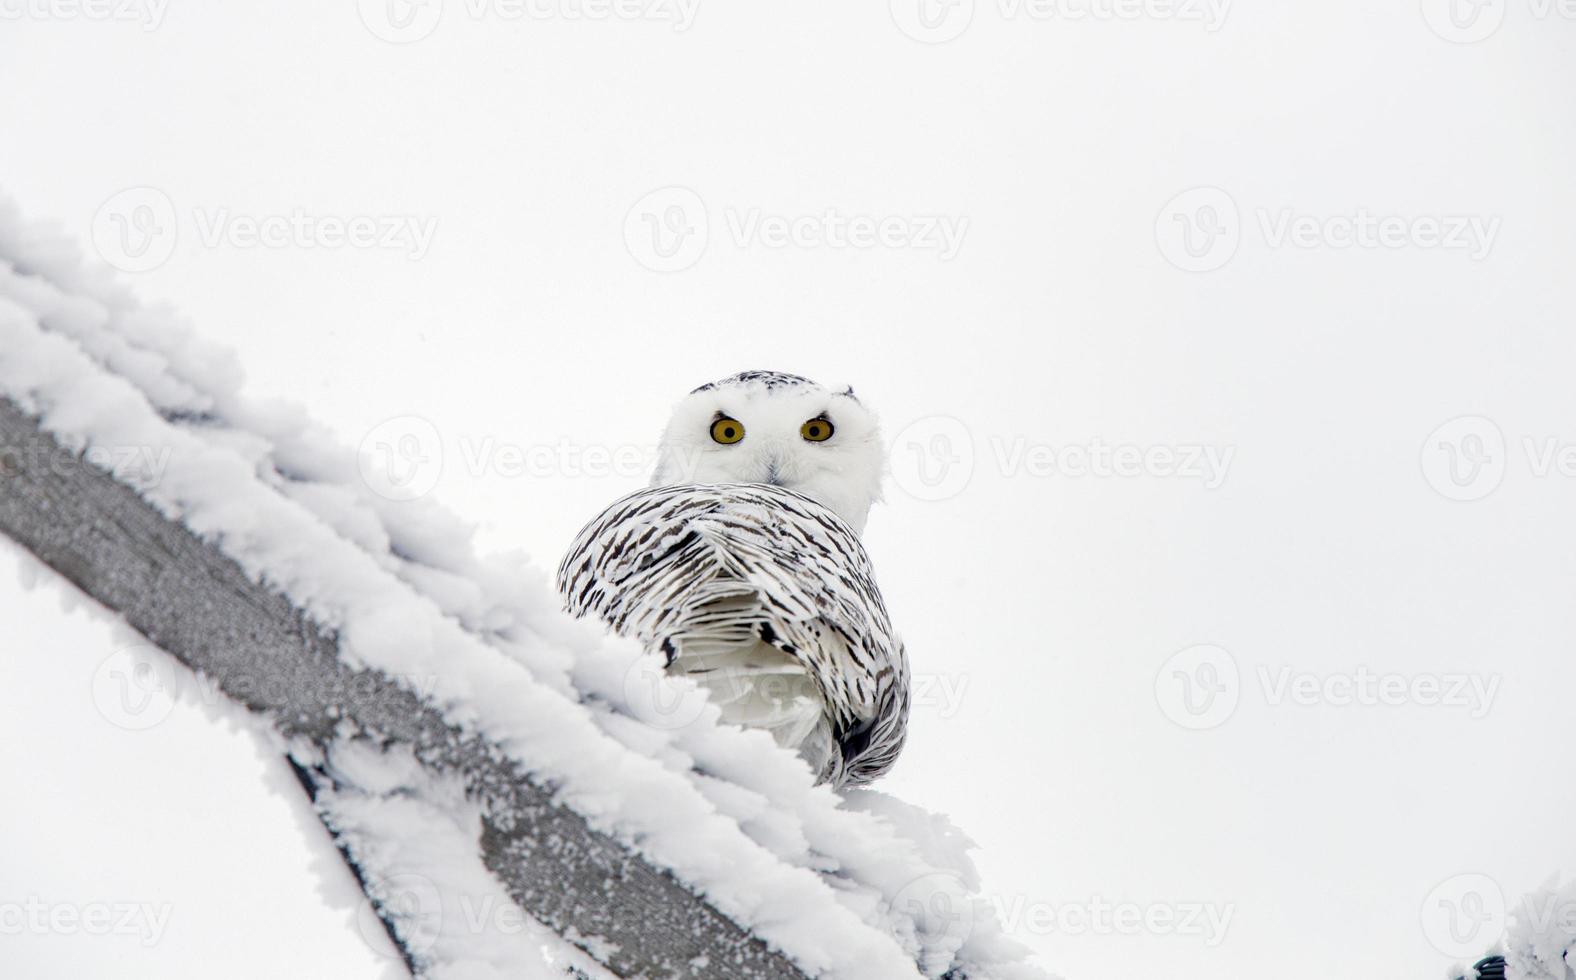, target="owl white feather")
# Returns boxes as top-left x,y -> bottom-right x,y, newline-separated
558,371 -> 909,786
